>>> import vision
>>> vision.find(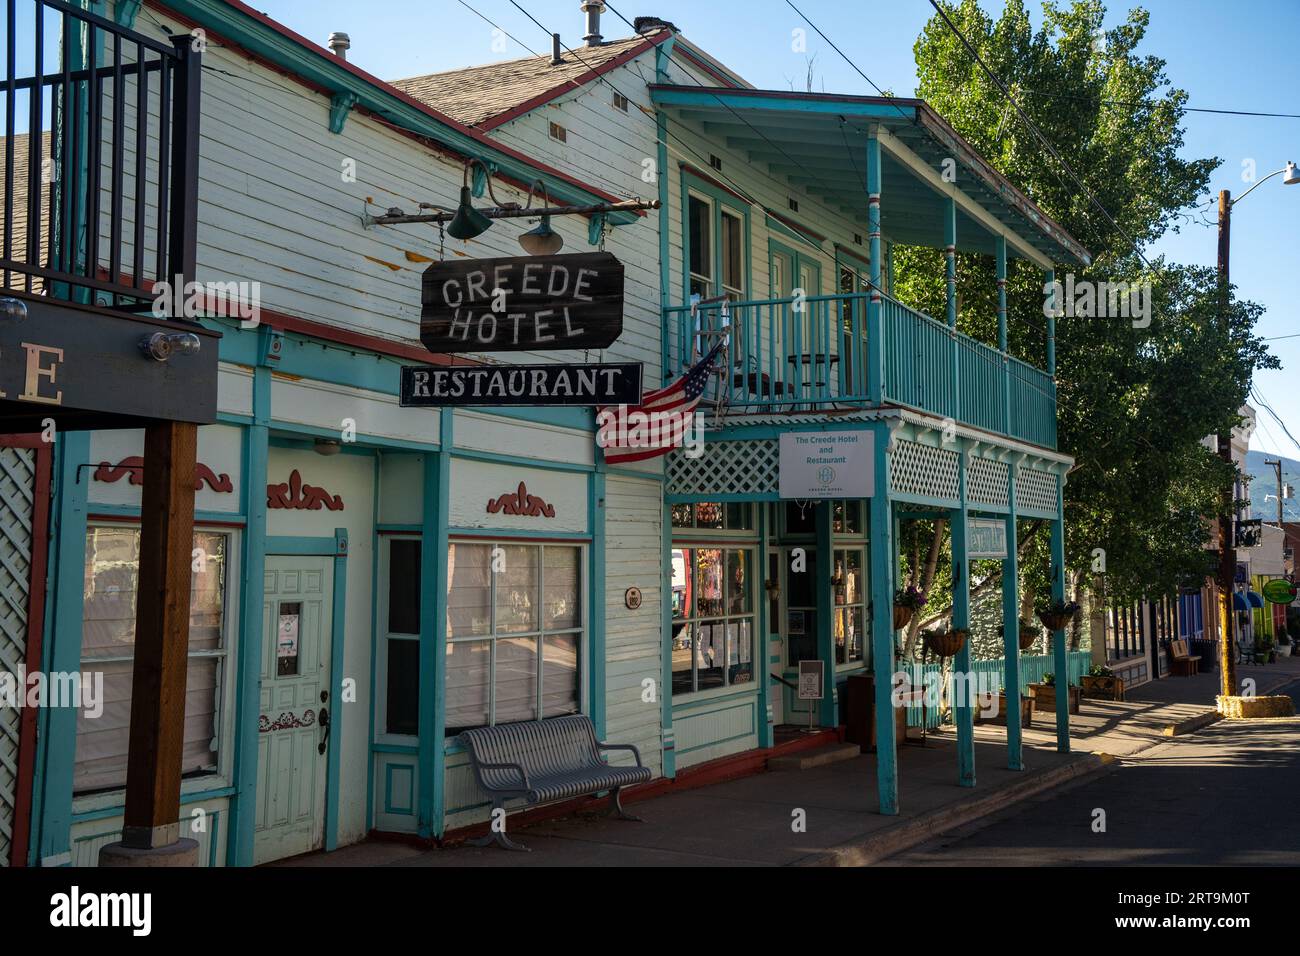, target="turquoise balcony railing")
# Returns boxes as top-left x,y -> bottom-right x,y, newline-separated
662,291 -> 1057,449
